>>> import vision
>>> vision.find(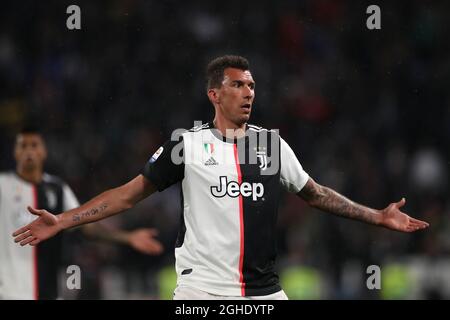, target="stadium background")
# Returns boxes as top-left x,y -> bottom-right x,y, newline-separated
1,0 -> 449,299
